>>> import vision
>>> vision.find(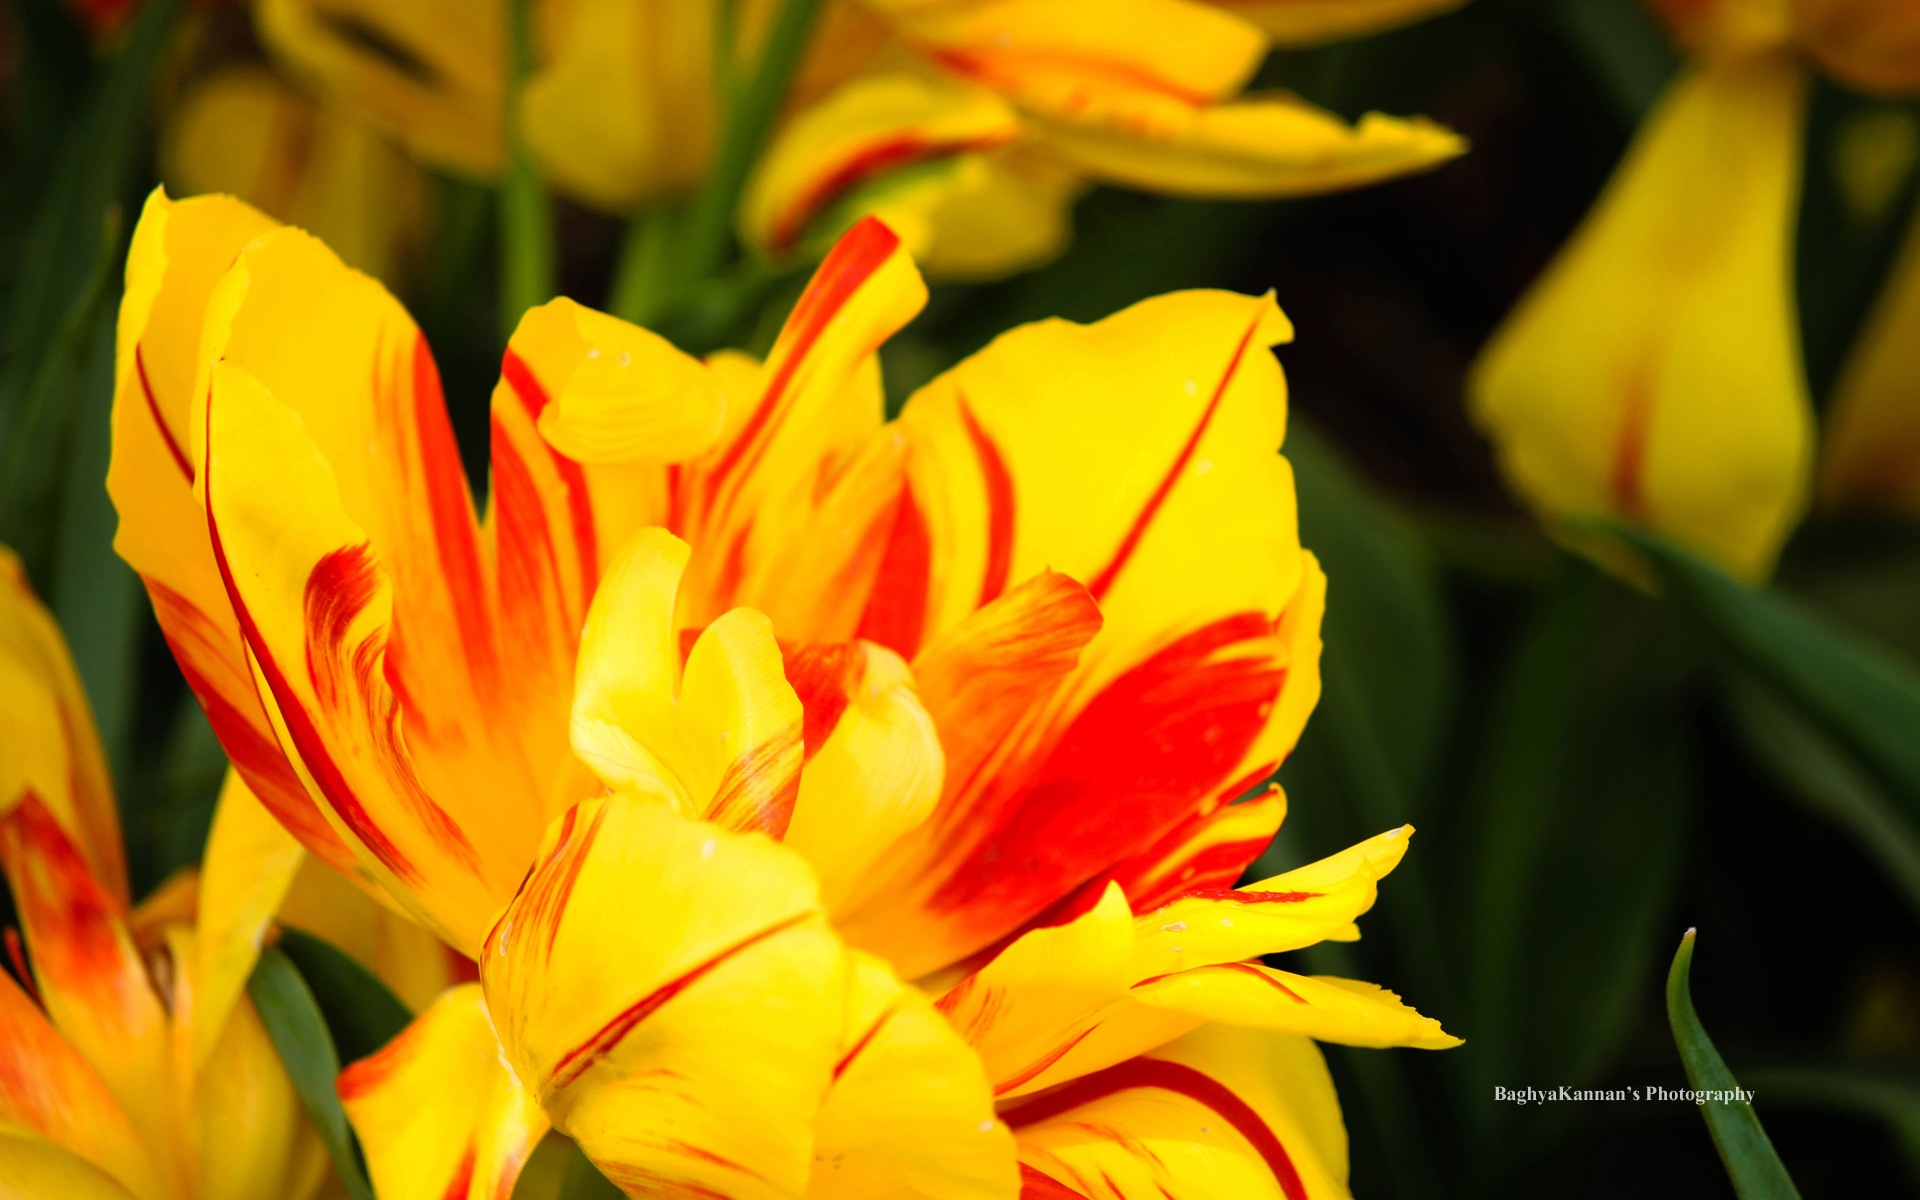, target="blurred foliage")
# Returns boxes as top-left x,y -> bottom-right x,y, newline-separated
2,0 -> 1918,1195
